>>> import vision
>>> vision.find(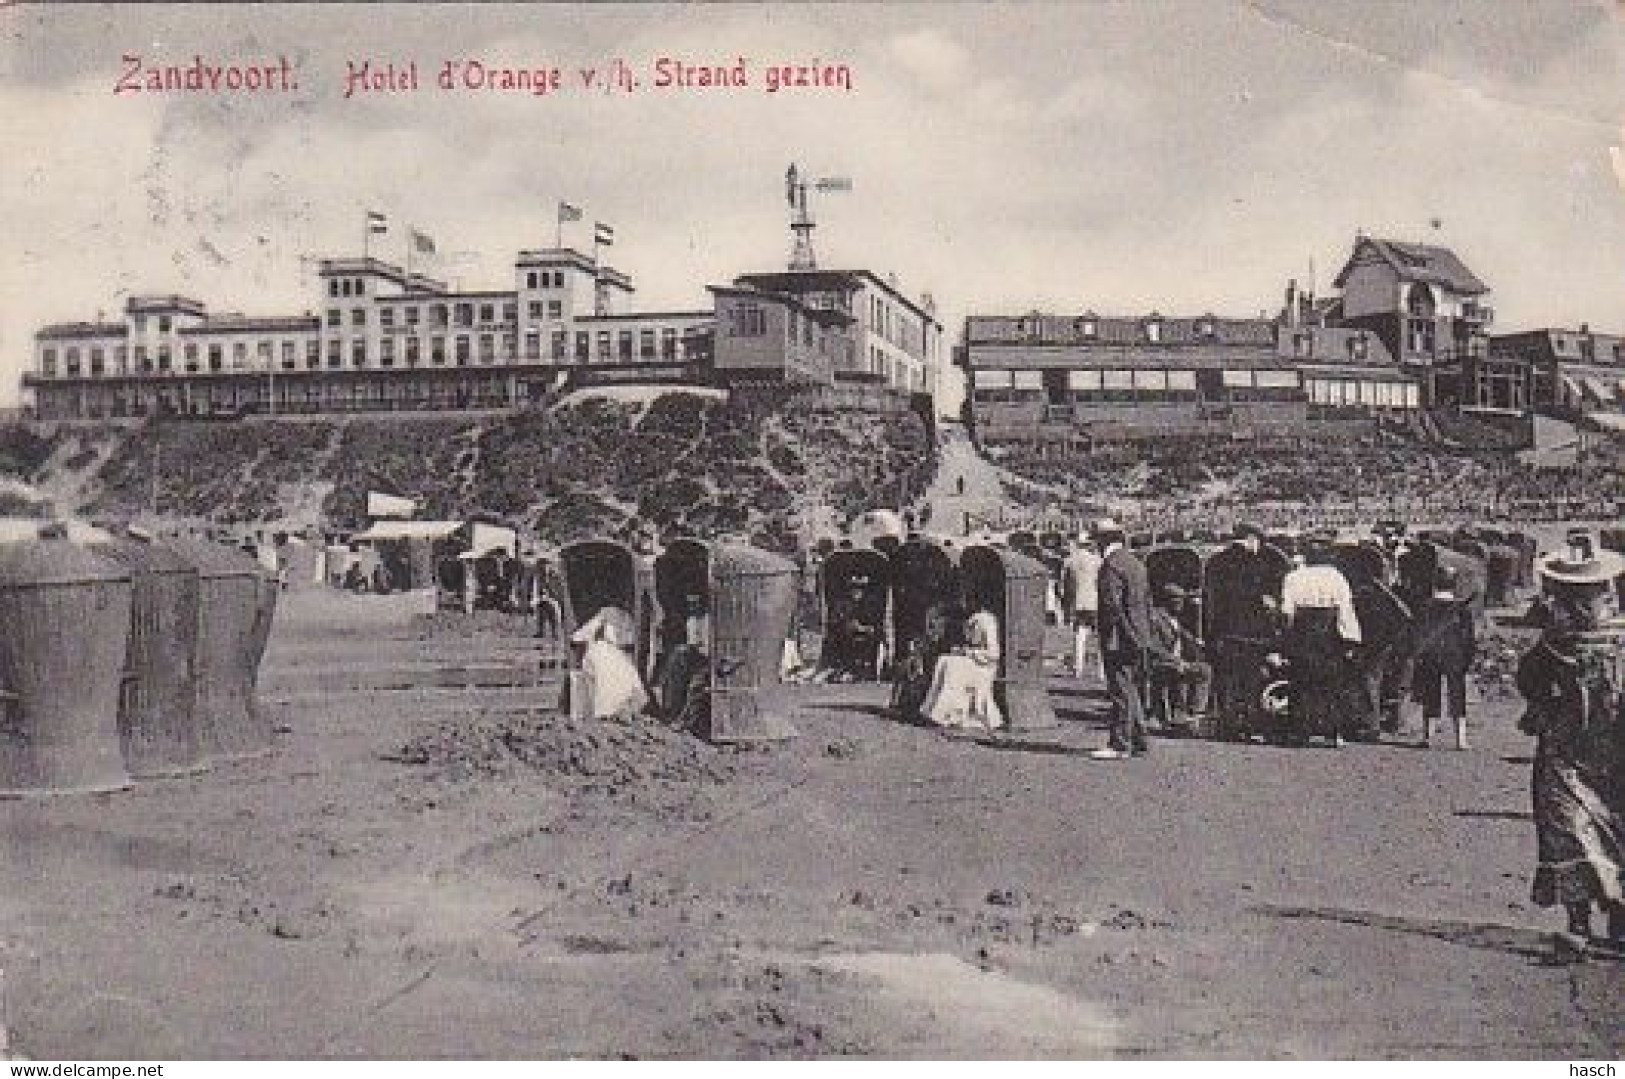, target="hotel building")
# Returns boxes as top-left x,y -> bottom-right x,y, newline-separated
26,247 -> 945,420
